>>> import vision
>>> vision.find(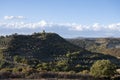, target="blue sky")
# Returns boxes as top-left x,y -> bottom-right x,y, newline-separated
0,0 -> 120,38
